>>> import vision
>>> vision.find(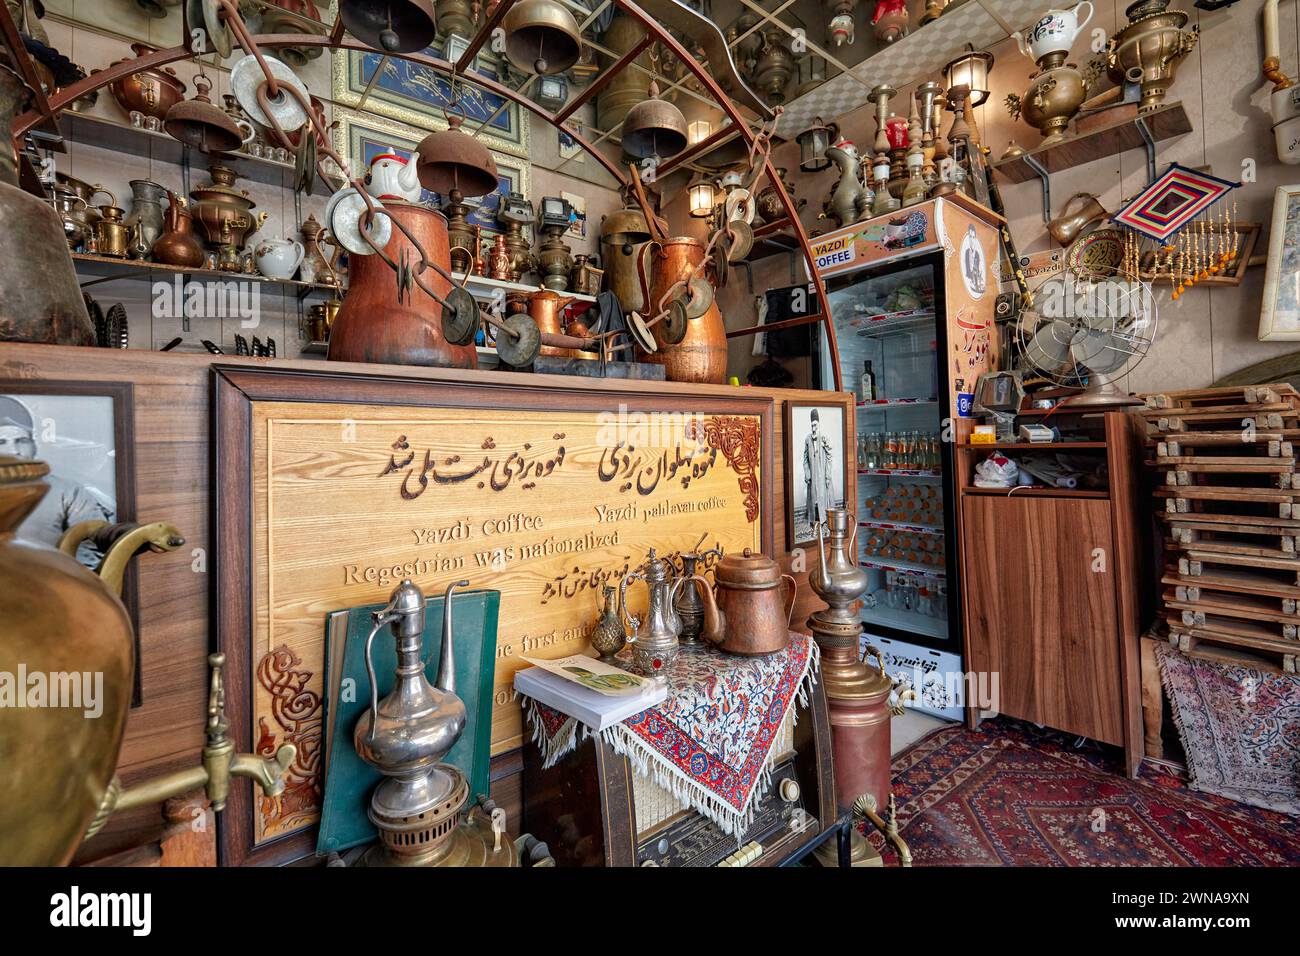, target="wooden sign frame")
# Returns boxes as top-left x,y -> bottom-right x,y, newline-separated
211,364 -> 775,866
